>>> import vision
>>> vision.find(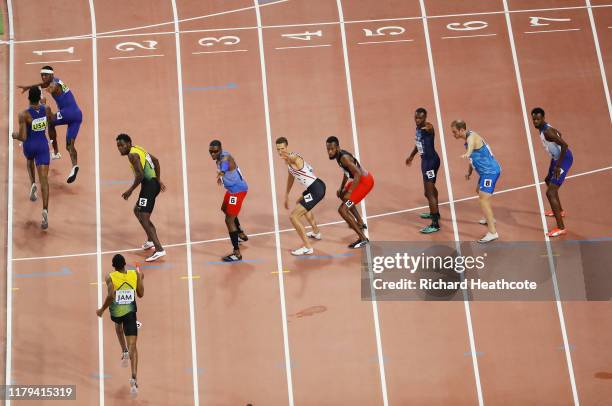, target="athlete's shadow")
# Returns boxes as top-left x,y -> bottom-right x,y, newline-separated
285,251 -> 335,299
